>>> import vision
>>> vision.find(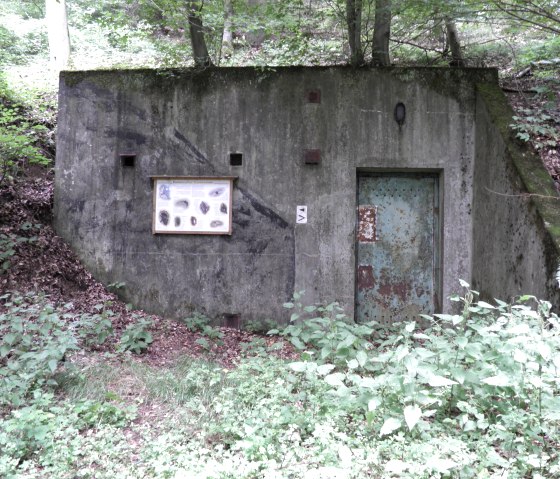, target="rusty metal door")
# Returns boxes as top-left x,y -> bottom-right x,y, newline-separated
356,173 -> 440,324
